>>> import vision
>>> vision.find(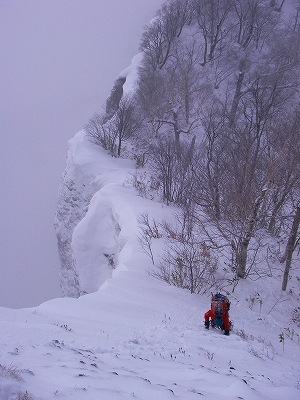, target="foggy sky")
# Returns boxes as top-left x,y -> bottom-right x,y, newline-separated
0,0 -> 164,308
